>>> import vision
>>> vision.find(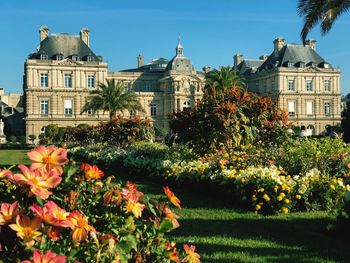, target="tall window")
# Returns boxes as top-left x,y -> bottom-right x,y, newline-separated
324,102 -> 331,116
87,109 -> 93,116
40,100 -> 49,115
306,101 -> 313,115
288,101 -> 296,116
87,56 -> 94,62
87,74 -> 95,88
56,54 -> 63,60
40,127 -> 46,135
40,54 -> 48,60
40,73 -> 48,87
150,103 -> 157,116
64,99 -> 73,115
324,80 -> 331,91
72,56 -> 79,61
64,74 -> 72,88
288,80 -> 294,91
306,80 -> 313,91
